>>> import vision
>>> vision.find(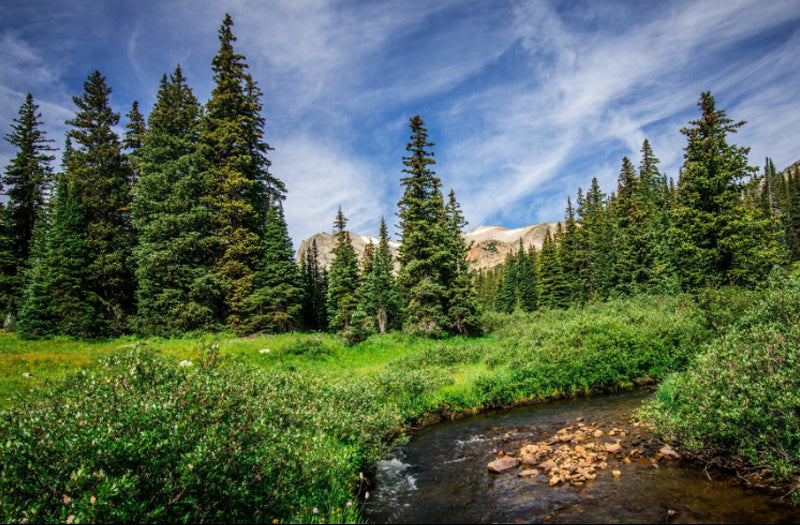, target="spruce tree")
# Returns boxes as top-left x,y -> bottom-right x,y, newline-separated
537,228 -> 568,309
442,189 -> 480,335
300,239 -> 328,331
124,100 -> 146,185
495,250 -> 518,313
517,239 -> 538,312
669,92 -> 782,288
0,94 -> 55,319
362,217 -> 401,334
396,115 -> 449,335
22,72 -> 135,337
248,202 -> 302,333
200,14 -> 279,333
133,65 -> 222,335
576,177 -> 614,300
558,197 -> 579,302
326,207 -> 360,333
